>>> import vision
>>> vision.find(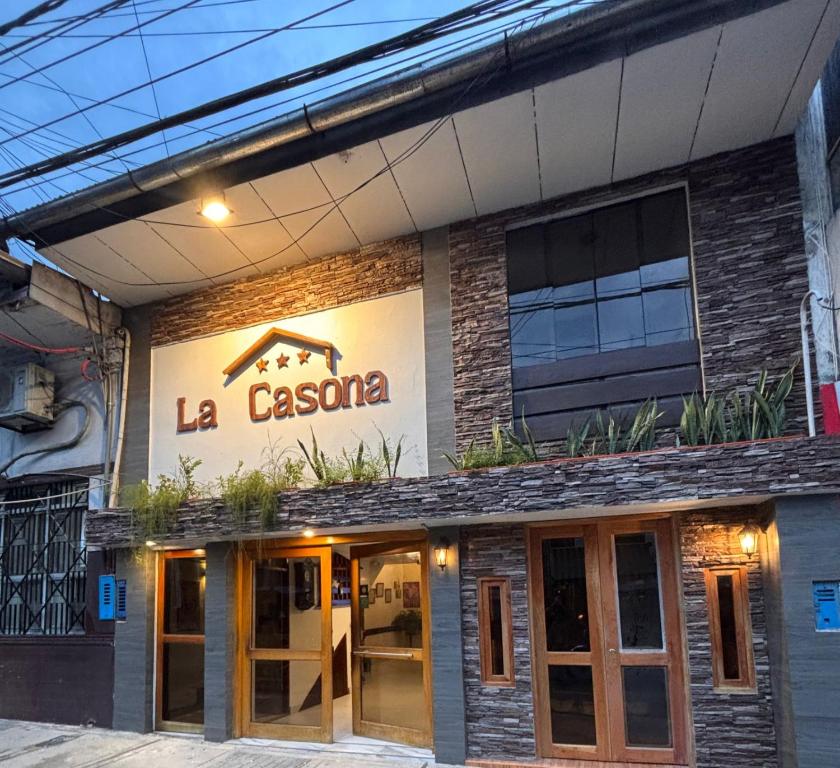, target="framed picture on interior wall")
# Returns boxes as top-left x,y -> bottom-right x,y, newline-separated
361,596 -> 369,609
385,589 -> 392,604
393,580 -> 400,591
375,582 -> 384,598
369,591 -> 376,605
396,587 -> 402,599
403,581 -> 420,608
360,584 -> 369,597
